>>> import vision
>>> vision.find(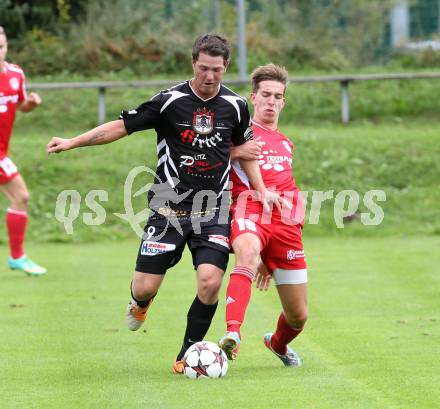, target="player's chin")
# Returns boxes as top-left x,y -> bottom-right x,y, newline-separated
202,83 -> 216,91
262,112 -> 276,121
